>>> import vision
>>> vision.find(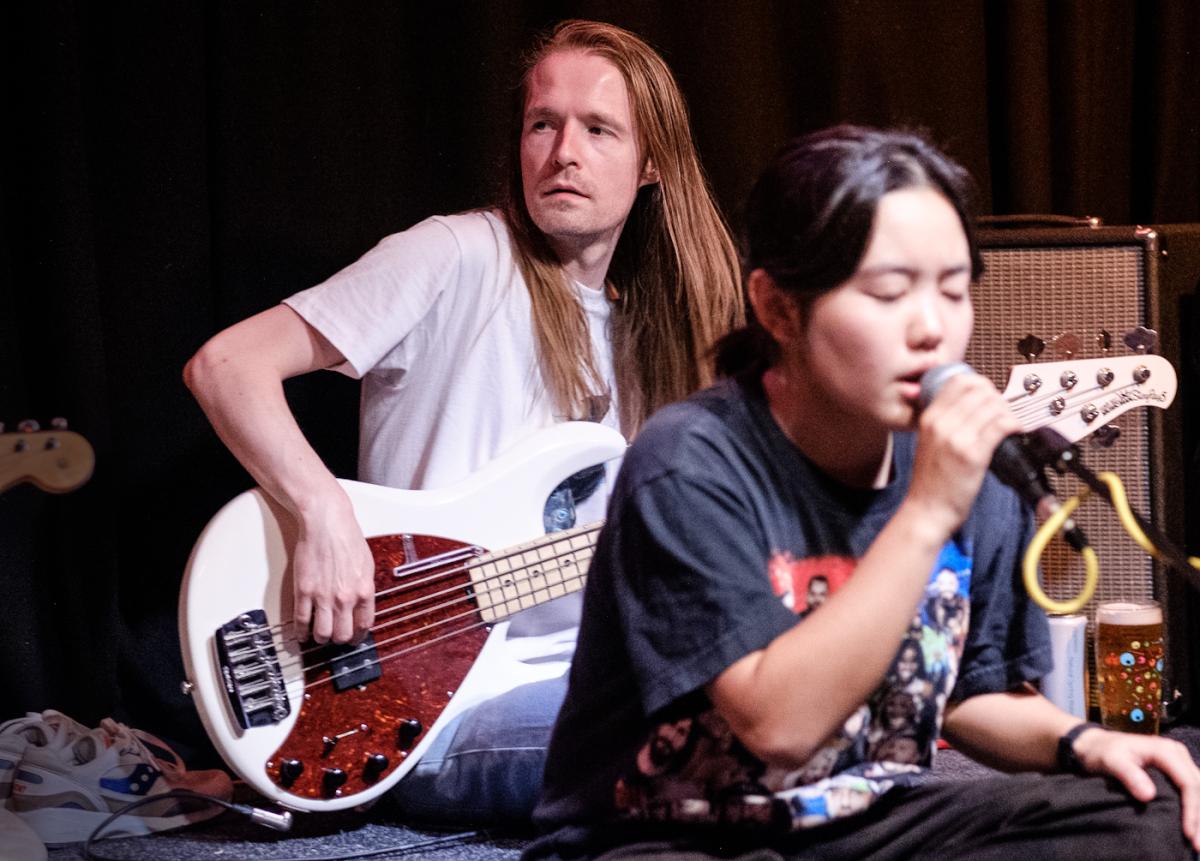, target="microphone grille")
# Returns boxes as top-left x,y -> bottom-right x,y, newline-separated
918,362 -> 973,409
